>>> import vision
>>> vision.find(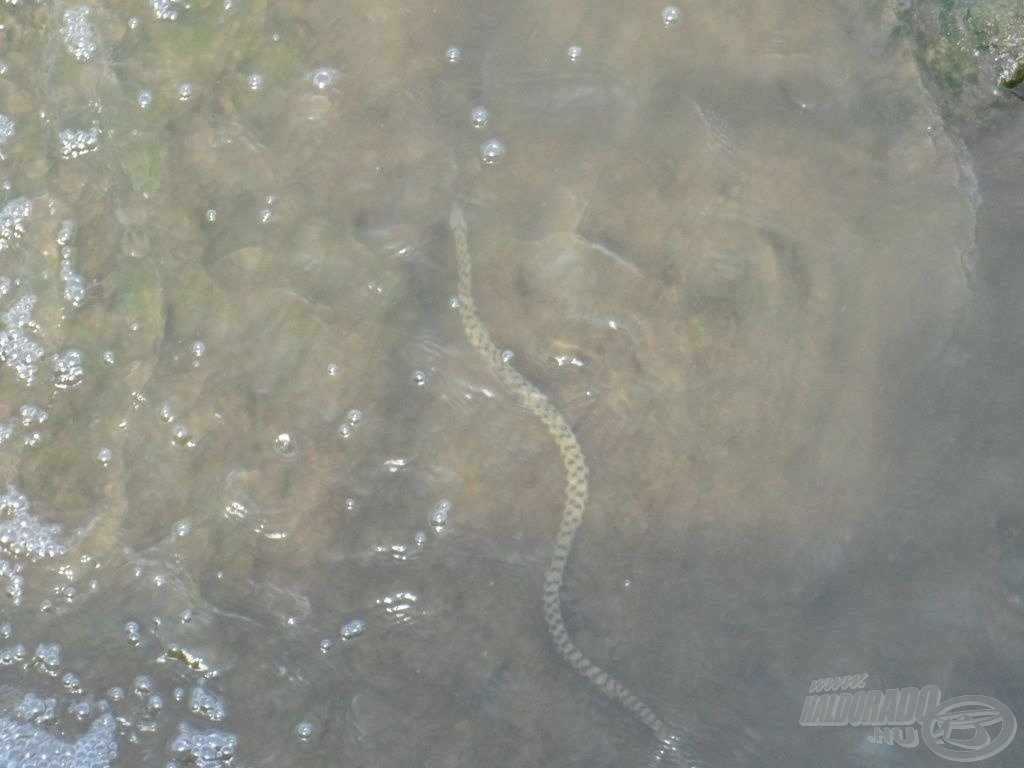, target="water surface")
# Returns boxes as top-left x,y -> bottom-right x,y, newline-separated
0,1 -> 1019,766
